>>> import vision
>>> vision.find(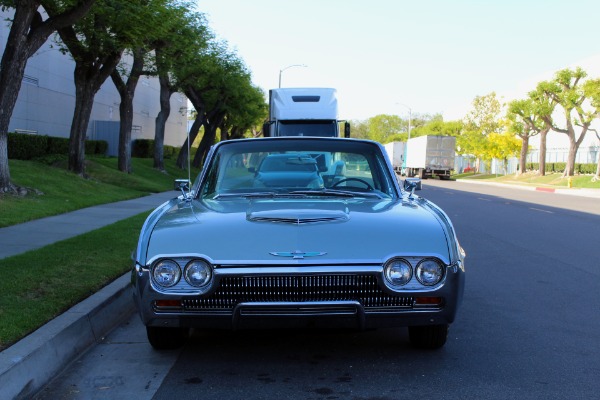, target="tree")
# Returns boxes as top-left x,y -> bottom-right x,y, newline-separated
459,92 -> 503,172
583,78 -> 600,181
52,0 -> 146,176
537,68 -> 600,177
486,131 -> 521,174
366,114 -> 403,143
0,0 -> 95,194
506,98 -> 546,175
110,0 -> 190,173
148,2 -> 210,171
